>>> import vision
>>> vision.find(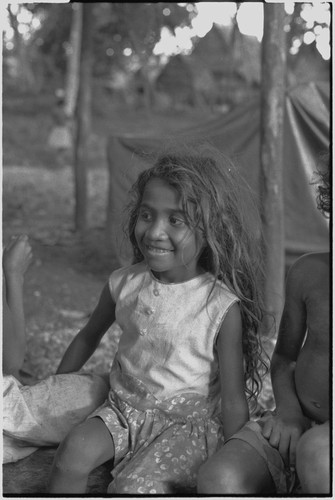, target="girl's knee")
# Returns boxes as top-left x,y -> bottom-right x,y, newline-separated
54,423 -> 96,475
197,456 -> 245,494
